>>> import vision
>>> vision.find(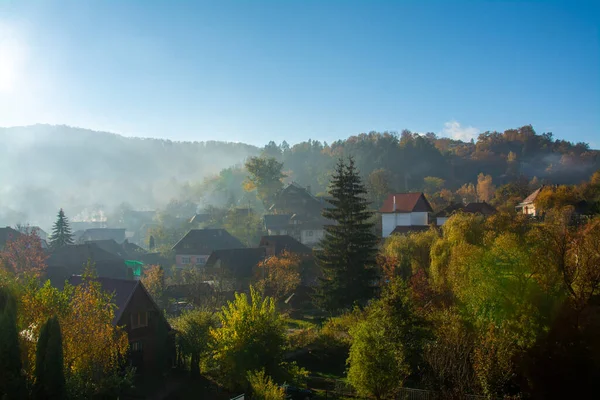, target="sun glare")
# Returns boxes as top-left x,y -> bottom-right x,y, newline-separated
0,22 -> 27,94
